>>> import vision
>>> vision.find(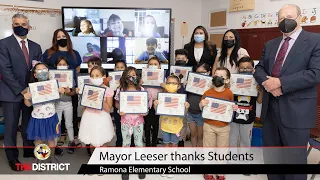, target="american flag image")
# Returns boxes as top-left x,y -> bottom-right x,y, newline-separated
147,71 -> 159,80
83,79 -> 90,84
175,69 -> 187,77
87,90 -> 99,101
164,97 -> 179,108
193,77 -> 206,88
211,102 -> 227,114
115,75 -> 121,81
54,74 -> 67,82
236,78 -> 252,88
127,96 -> 141,106
37,84 -> 52,95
